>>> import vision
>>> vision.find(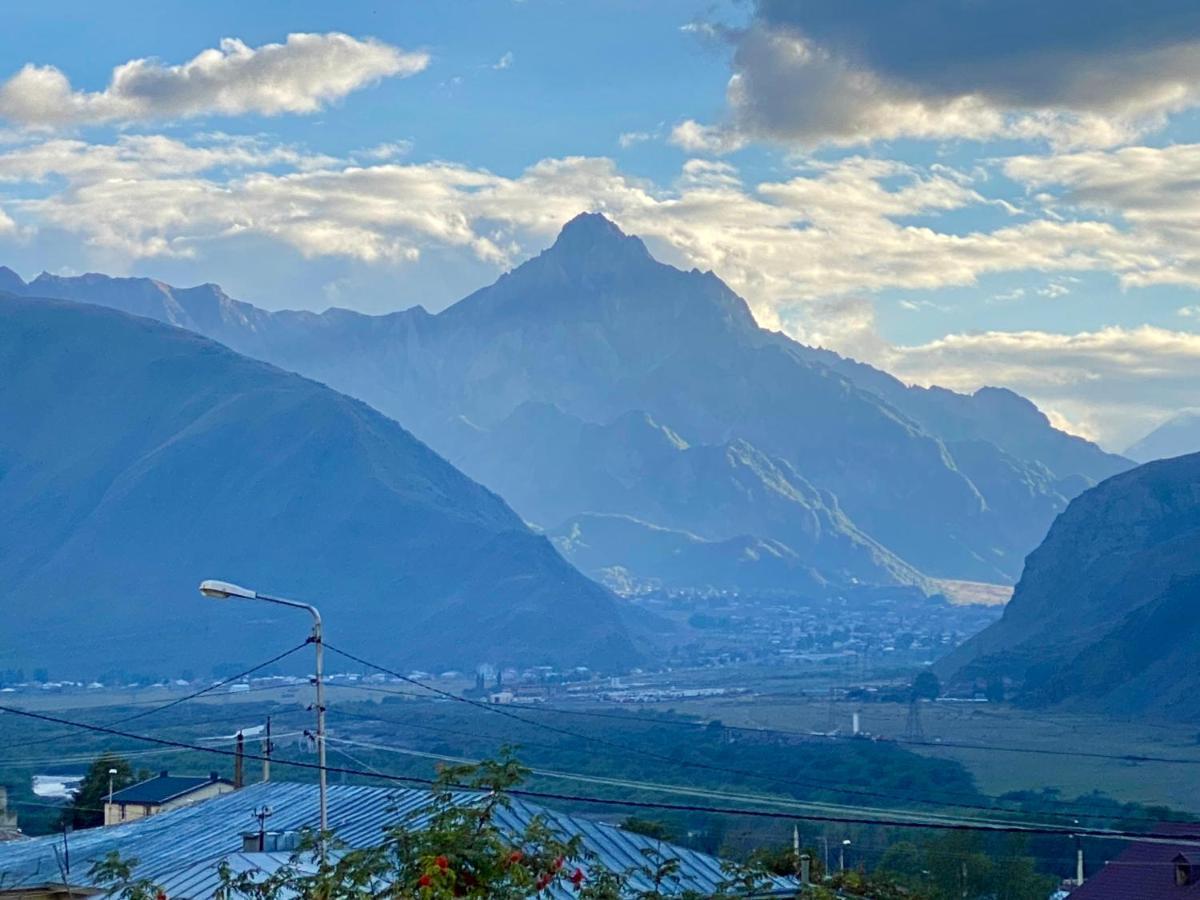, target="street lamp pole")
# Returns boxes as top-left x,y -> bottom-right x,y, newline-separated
198,580 -> 327,841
